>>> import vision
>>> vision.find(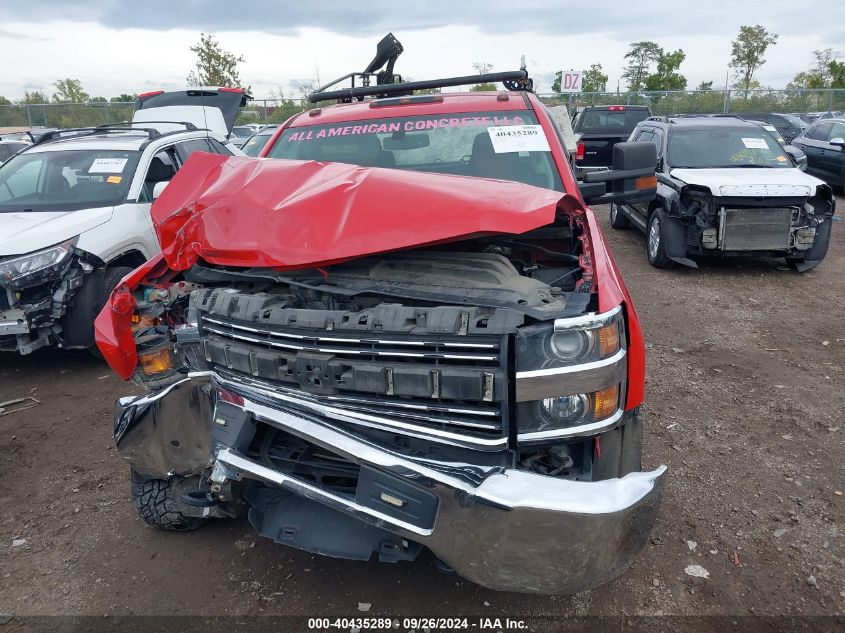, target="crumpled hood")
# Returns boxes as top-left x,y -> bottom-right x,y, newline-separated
0,206 -> 114,256
670,167 -> 825,197
151,153 -> 571,271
